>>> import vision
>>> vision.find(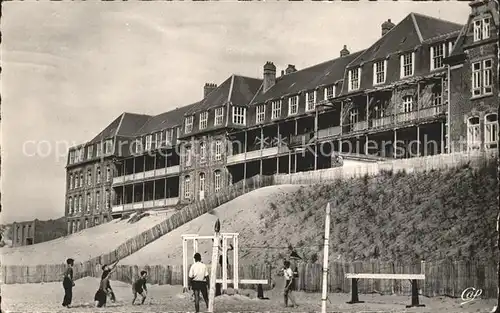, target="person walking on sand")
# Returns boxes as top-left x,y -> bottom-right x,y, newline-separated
188,253 -> 209,313
101,260 -> 119,302
282,260 -> 298,308
62,258 -> 75,308
132,271 -> 148,305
